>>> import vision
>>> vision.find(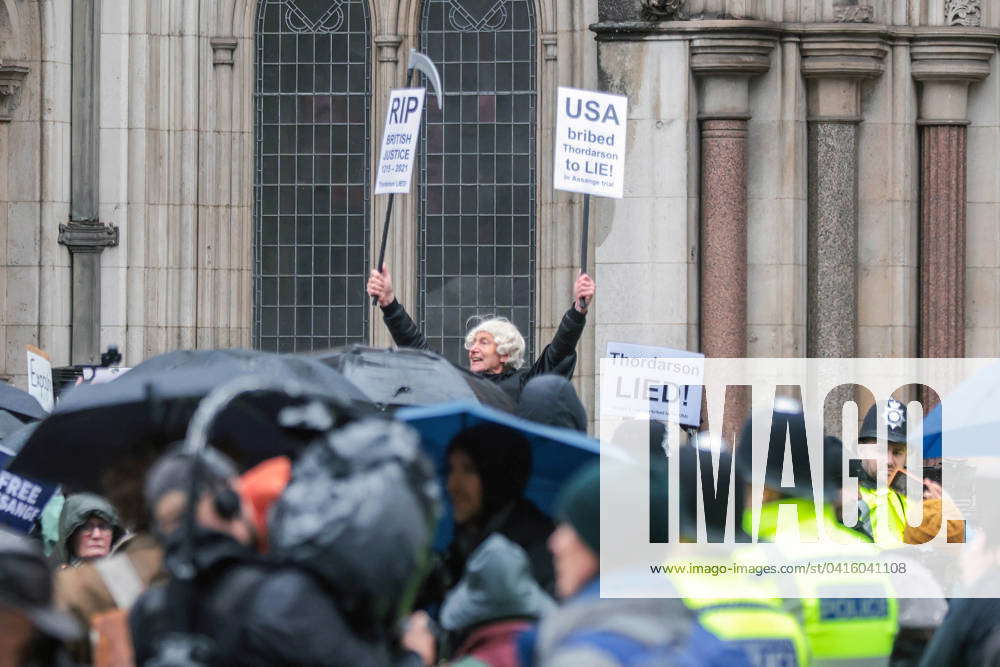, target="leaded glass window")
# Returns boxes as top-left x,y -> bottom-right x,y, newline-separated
254,0 -> 371,352
419,0 -> 537,367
